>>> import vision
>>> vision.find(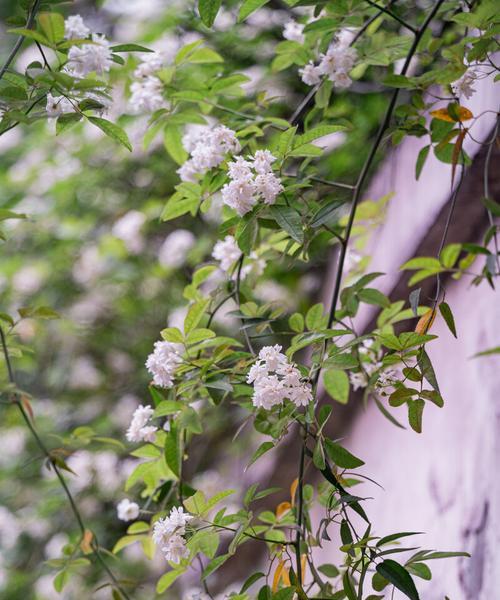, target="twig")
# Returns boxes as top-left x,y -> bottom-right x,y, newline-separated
0,326 -> 132,600
362,0 -> 418,34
